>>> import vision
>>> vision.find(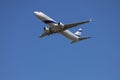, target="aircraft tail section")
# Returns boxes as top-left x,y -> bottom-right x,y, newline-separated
74,28 -> 82,37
